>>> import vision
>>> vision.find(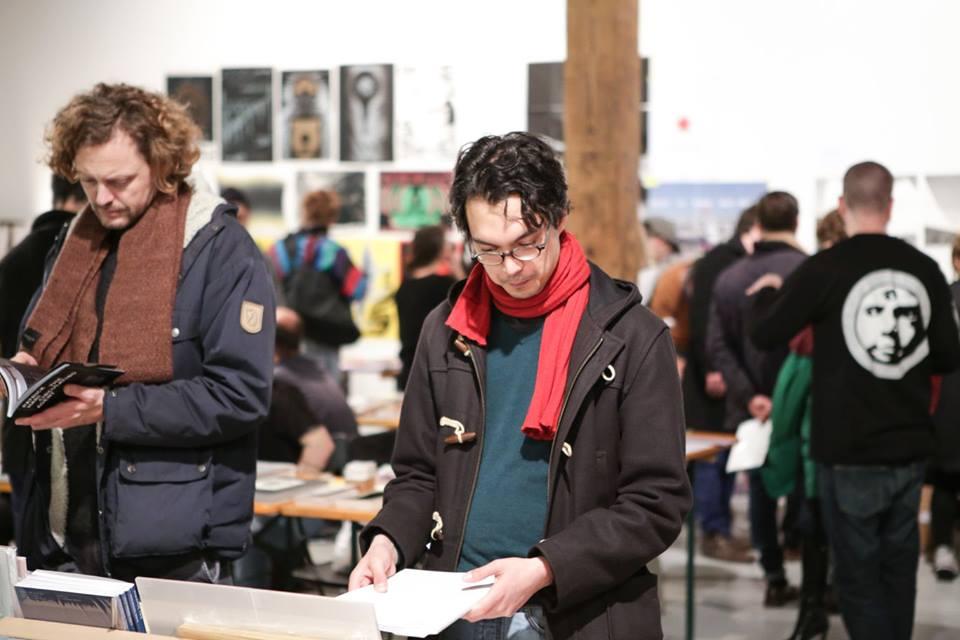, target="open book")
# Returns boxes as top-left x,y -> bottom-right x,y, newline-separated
0,359 -> 123,419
